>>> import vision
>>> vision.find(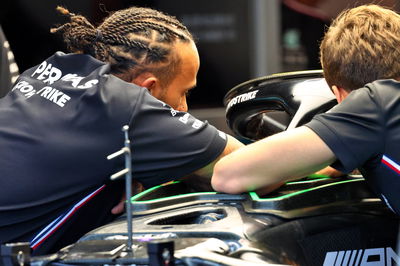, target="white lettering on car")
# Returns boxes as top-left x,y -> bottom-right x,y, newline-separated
227,90 -> 259,110
323,247 -> 400,266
